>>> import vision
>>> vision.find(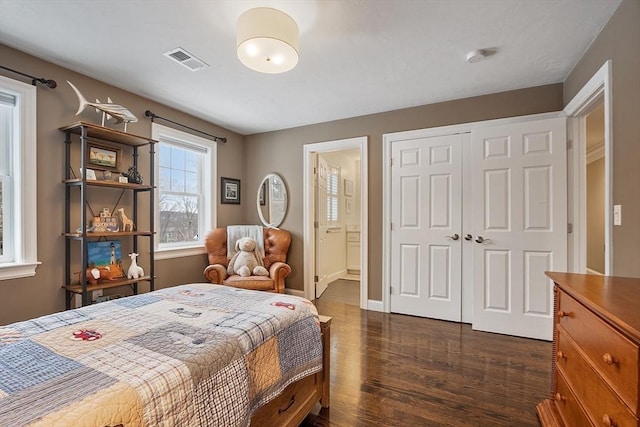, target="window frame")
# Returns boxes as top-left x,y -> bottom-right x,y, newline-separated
0,76 -> 39,280
152,123 -> 216,260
